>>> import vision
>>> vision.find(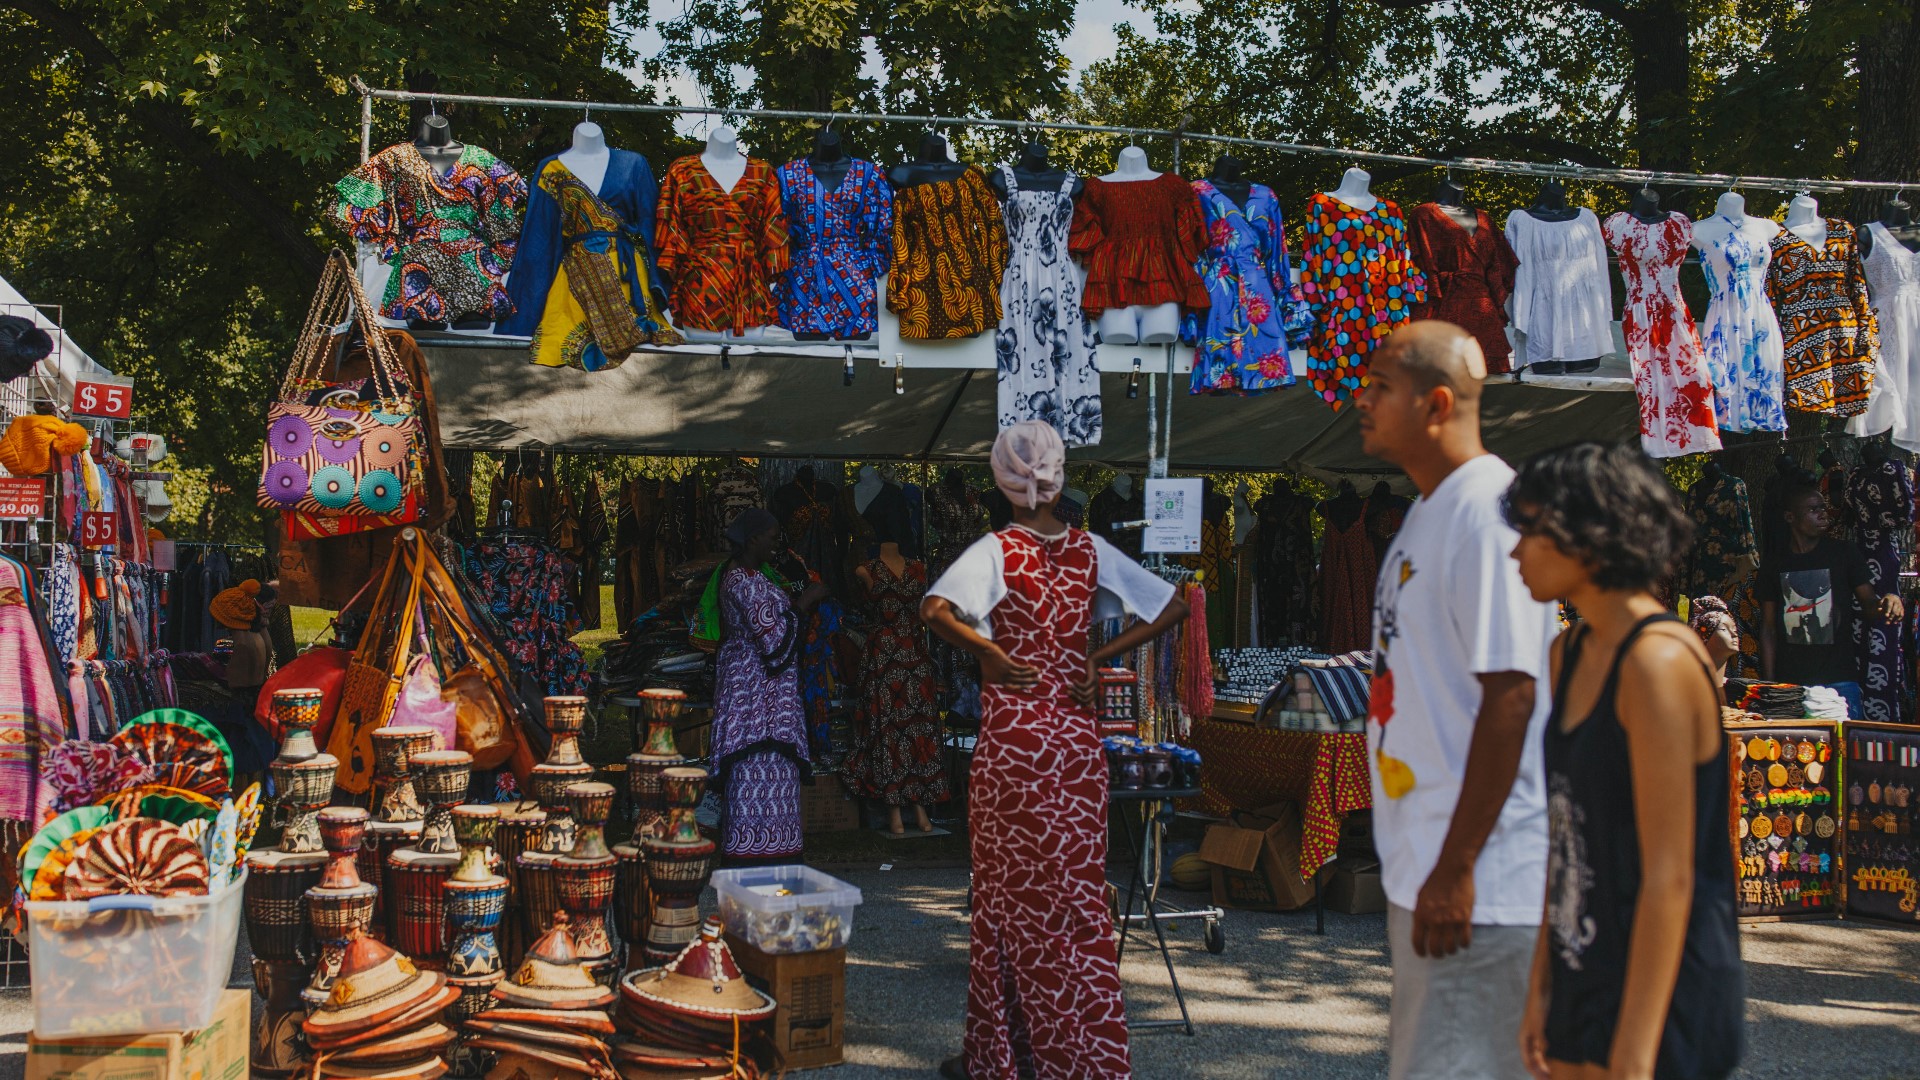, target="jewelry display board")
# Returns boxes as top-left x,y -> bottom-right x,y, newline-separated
1843,721 -> 1920,926
1727,721 -> 1841,921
